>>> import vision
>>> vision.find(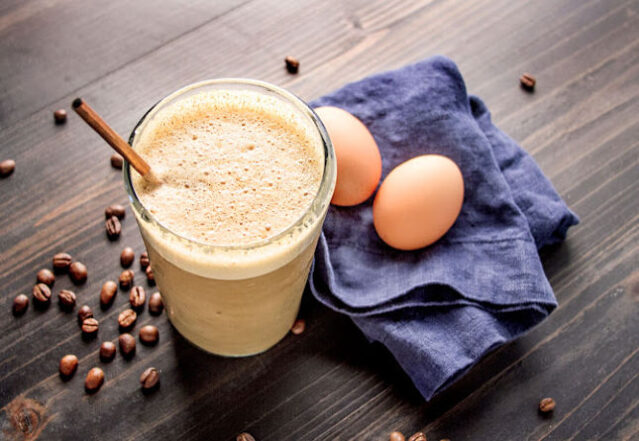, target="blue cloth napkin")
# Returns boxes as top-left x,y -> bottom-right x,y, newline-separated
309,56 -> 579,400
